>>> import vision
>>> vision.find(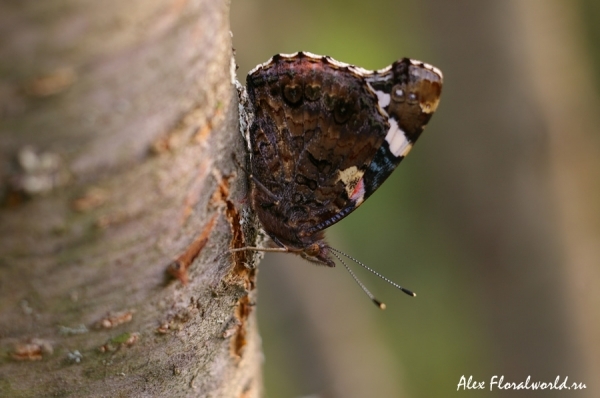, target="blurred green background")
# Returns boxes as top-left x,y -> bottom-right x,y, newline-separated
231,1 -> 600,397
